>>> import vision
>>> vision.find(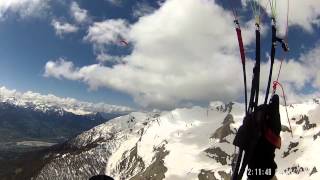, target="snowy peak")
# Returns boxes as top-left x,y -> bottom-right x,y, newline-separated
0,86 -> 132,115
32,100 -> 320,180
